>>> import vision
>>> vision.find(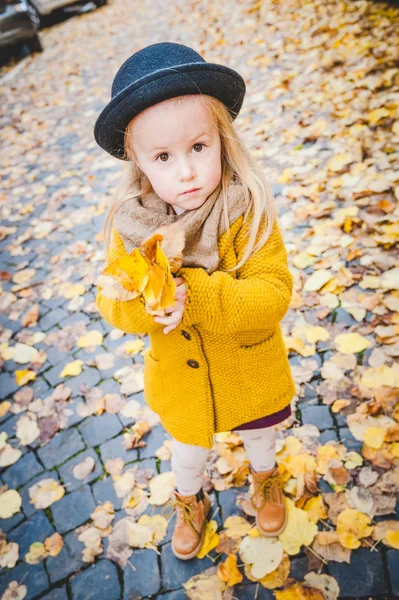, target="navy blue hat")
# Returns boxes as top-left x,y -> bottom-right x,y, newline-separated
93,42 -> 246,160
